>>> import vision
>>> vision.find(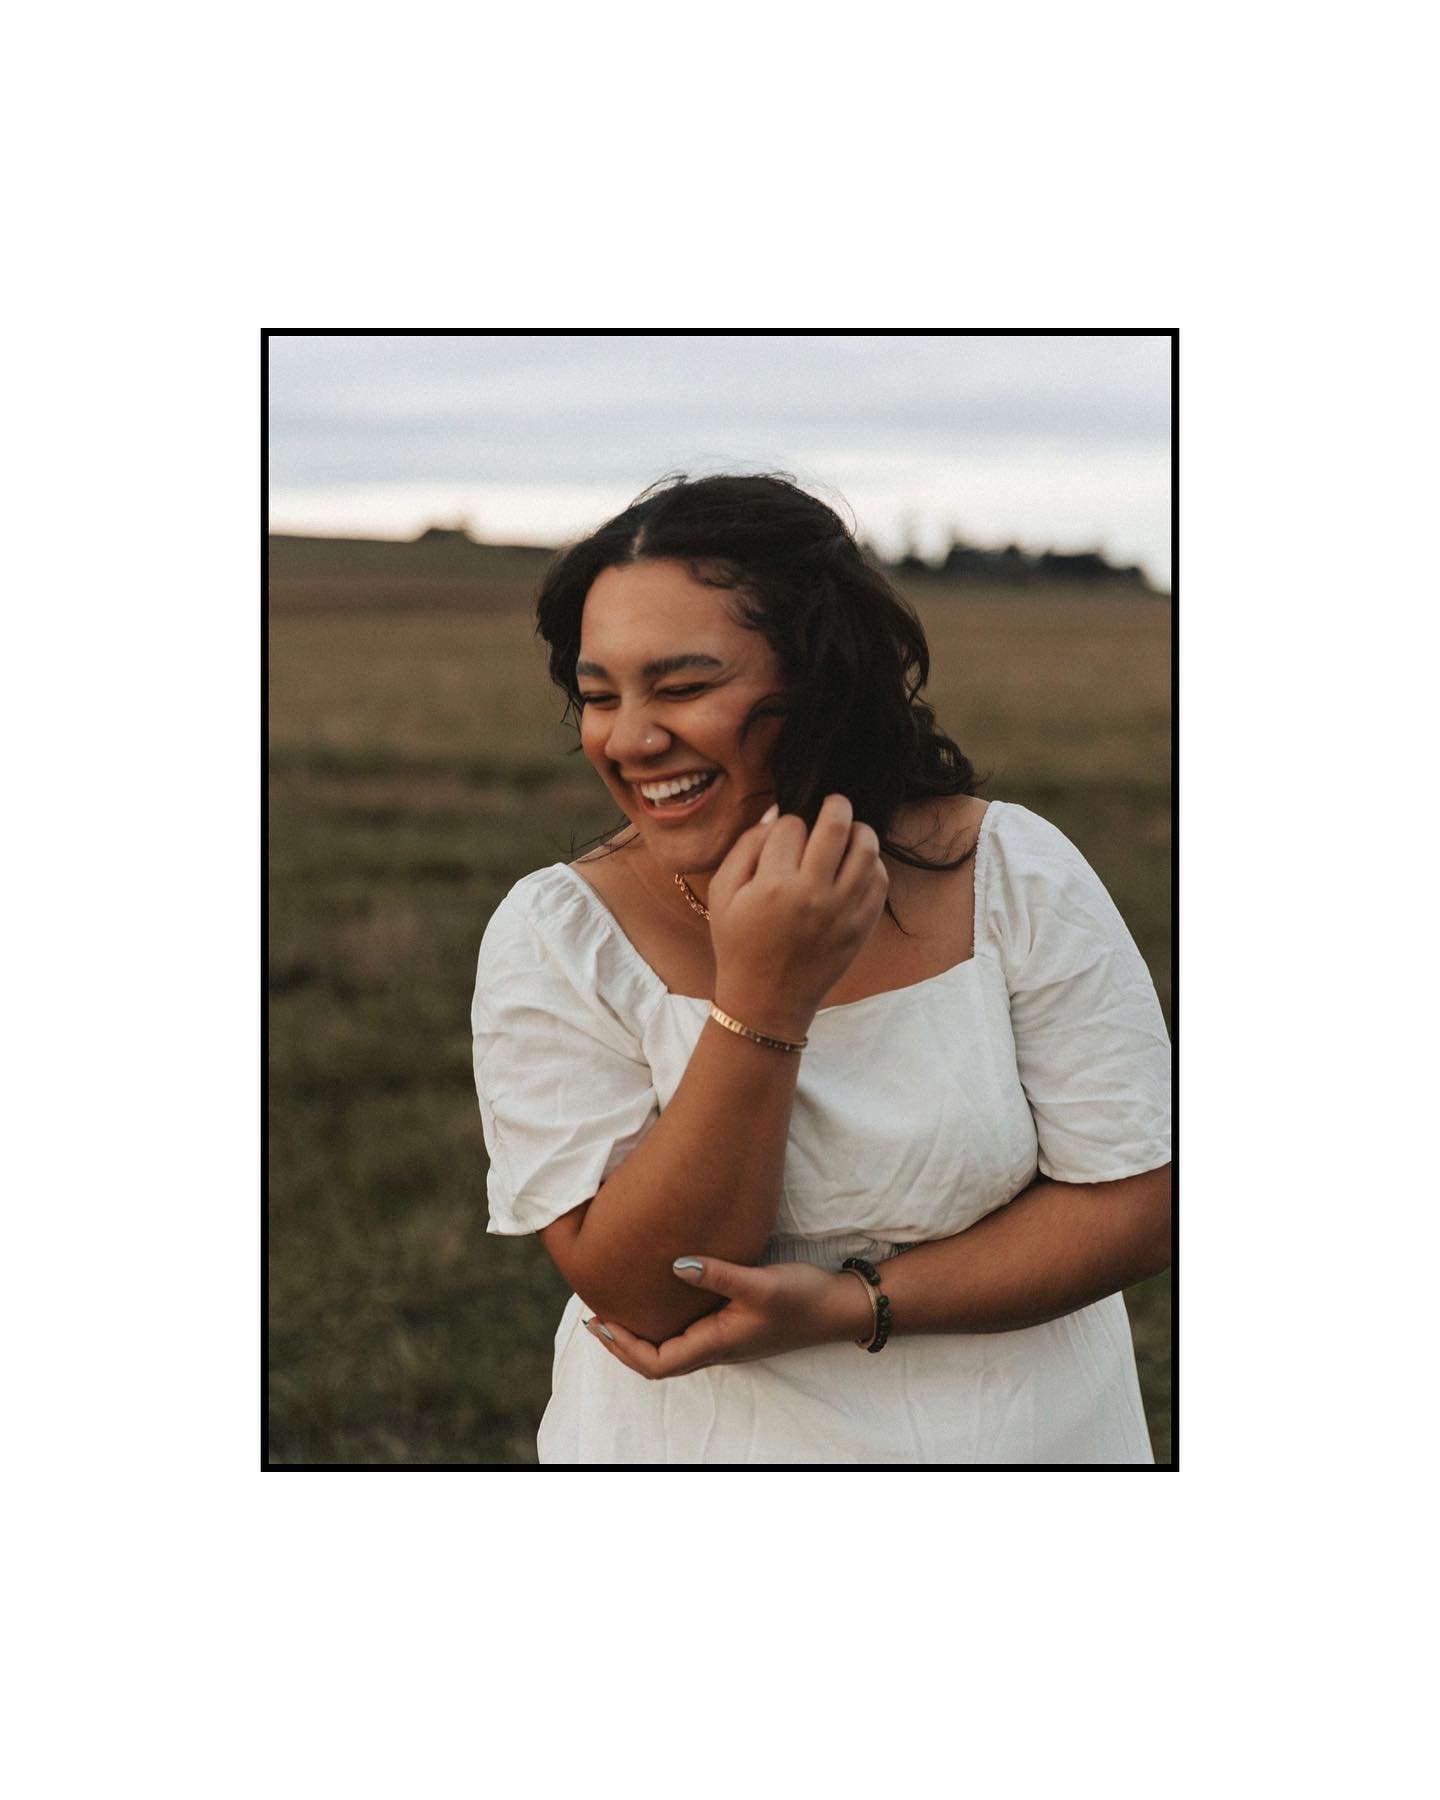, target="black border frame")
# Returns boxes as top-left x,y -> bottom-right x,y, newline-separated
261,327 -> 1179,1472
